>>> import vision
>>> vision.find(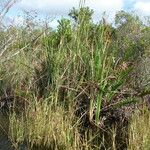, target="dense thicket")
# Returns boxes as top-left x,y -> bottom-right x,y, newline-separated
0,7 -> 150,150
